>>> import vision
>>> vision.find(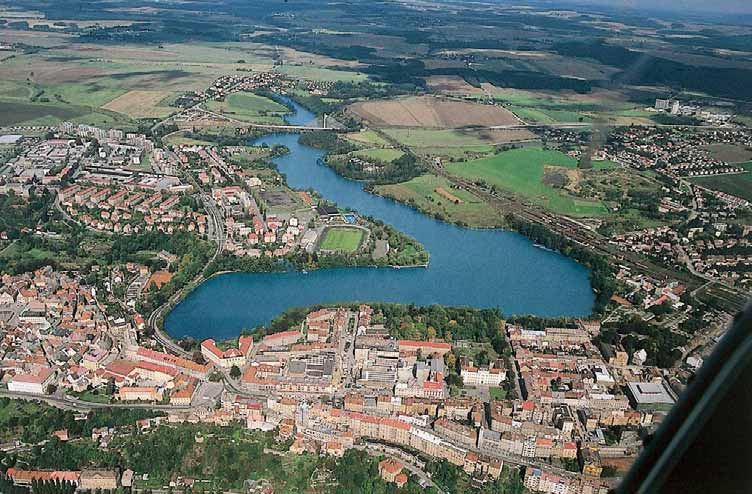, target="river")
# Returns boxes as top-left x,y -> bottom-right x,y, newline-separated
165,99 -> 594,340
